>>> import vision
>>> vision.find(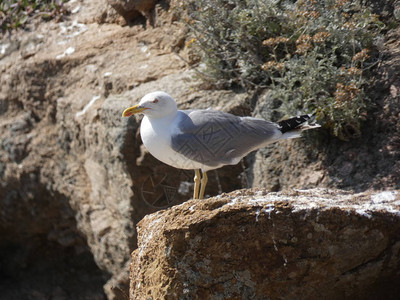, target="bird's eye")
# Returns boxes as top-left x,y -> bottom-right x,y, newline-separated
152,99 -> 159,103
